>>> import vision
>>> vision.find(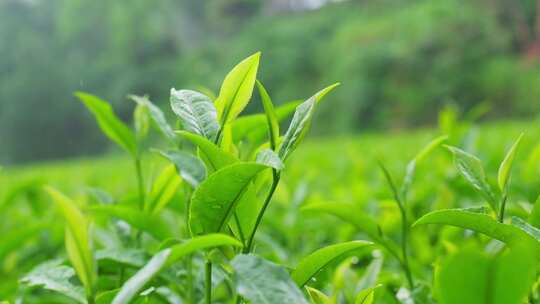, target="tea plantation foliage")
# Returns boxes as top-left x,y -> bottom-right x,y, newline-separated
3,0 -> 540,163
2,54 -> 540,304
